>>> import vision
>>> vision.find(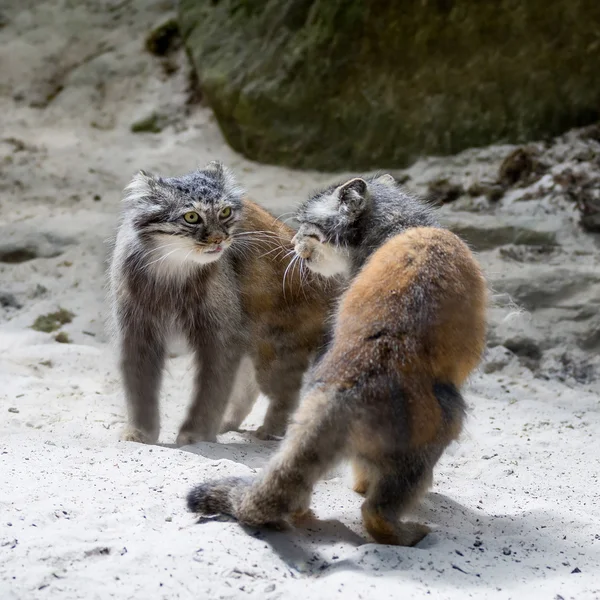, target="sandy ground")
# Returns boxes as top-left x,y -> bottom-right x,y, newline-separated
1,1 -> 600,599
